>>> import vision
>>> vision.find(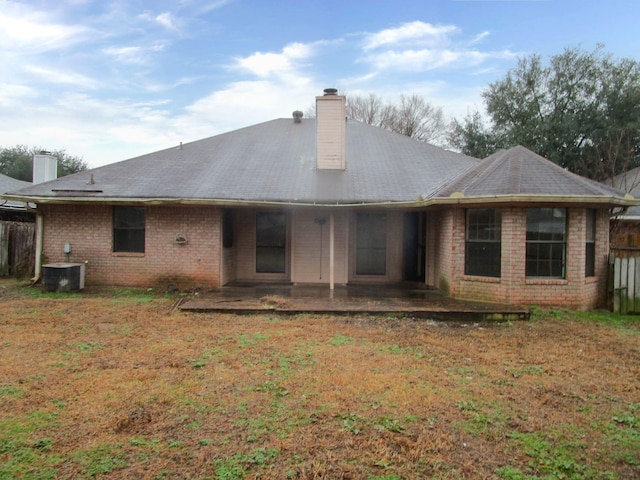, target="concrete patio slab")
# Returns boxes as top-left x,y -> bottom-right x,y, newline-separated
179,283 -> 531,321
